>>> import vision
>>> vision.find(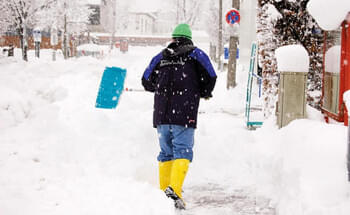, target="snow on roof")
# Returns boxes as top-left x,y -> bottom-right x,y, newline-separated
275,45 -> 309,72
307,0 -> 350,30
129,12 -> 157,20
